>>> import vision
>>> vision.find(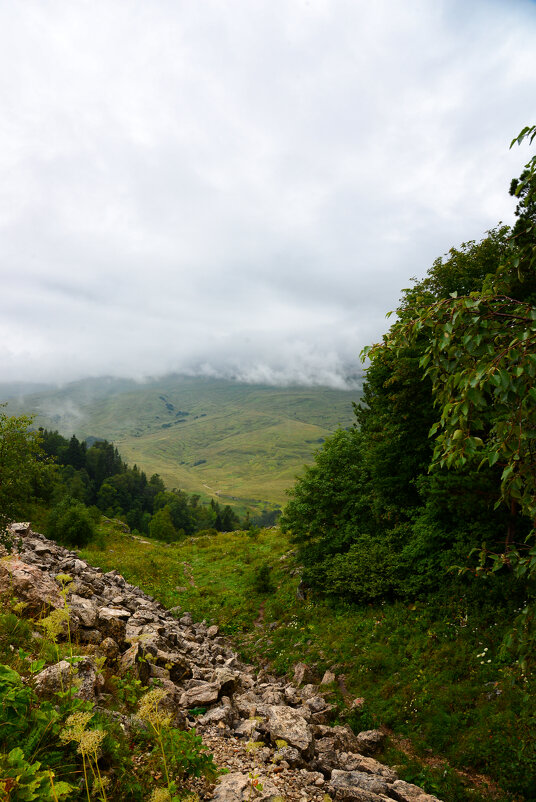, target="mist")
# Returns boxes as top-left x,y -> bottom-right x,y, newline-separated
1,1 -> 536,389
